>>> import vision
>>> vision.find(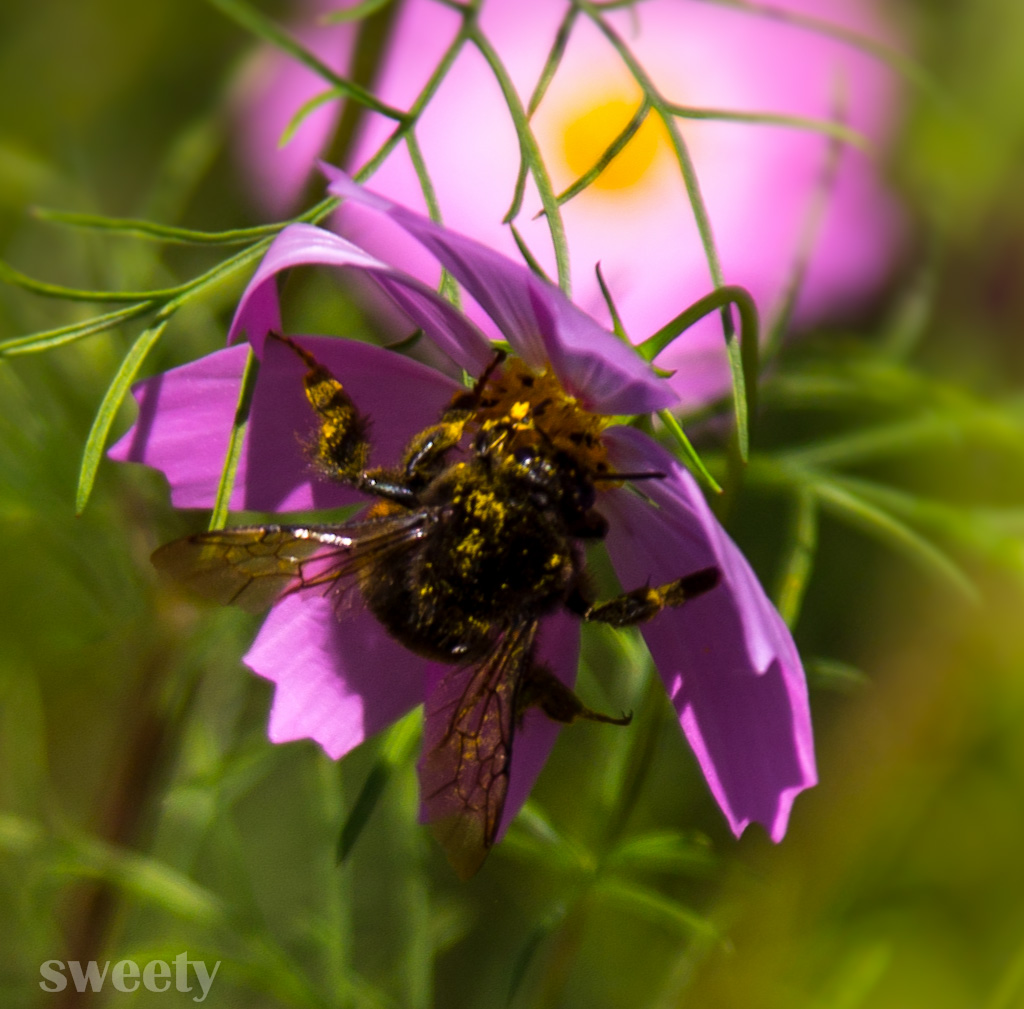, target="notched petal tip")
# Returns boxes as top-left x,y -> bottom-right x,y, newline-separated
602,426 -> 816,841
246,593 -> 431,762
